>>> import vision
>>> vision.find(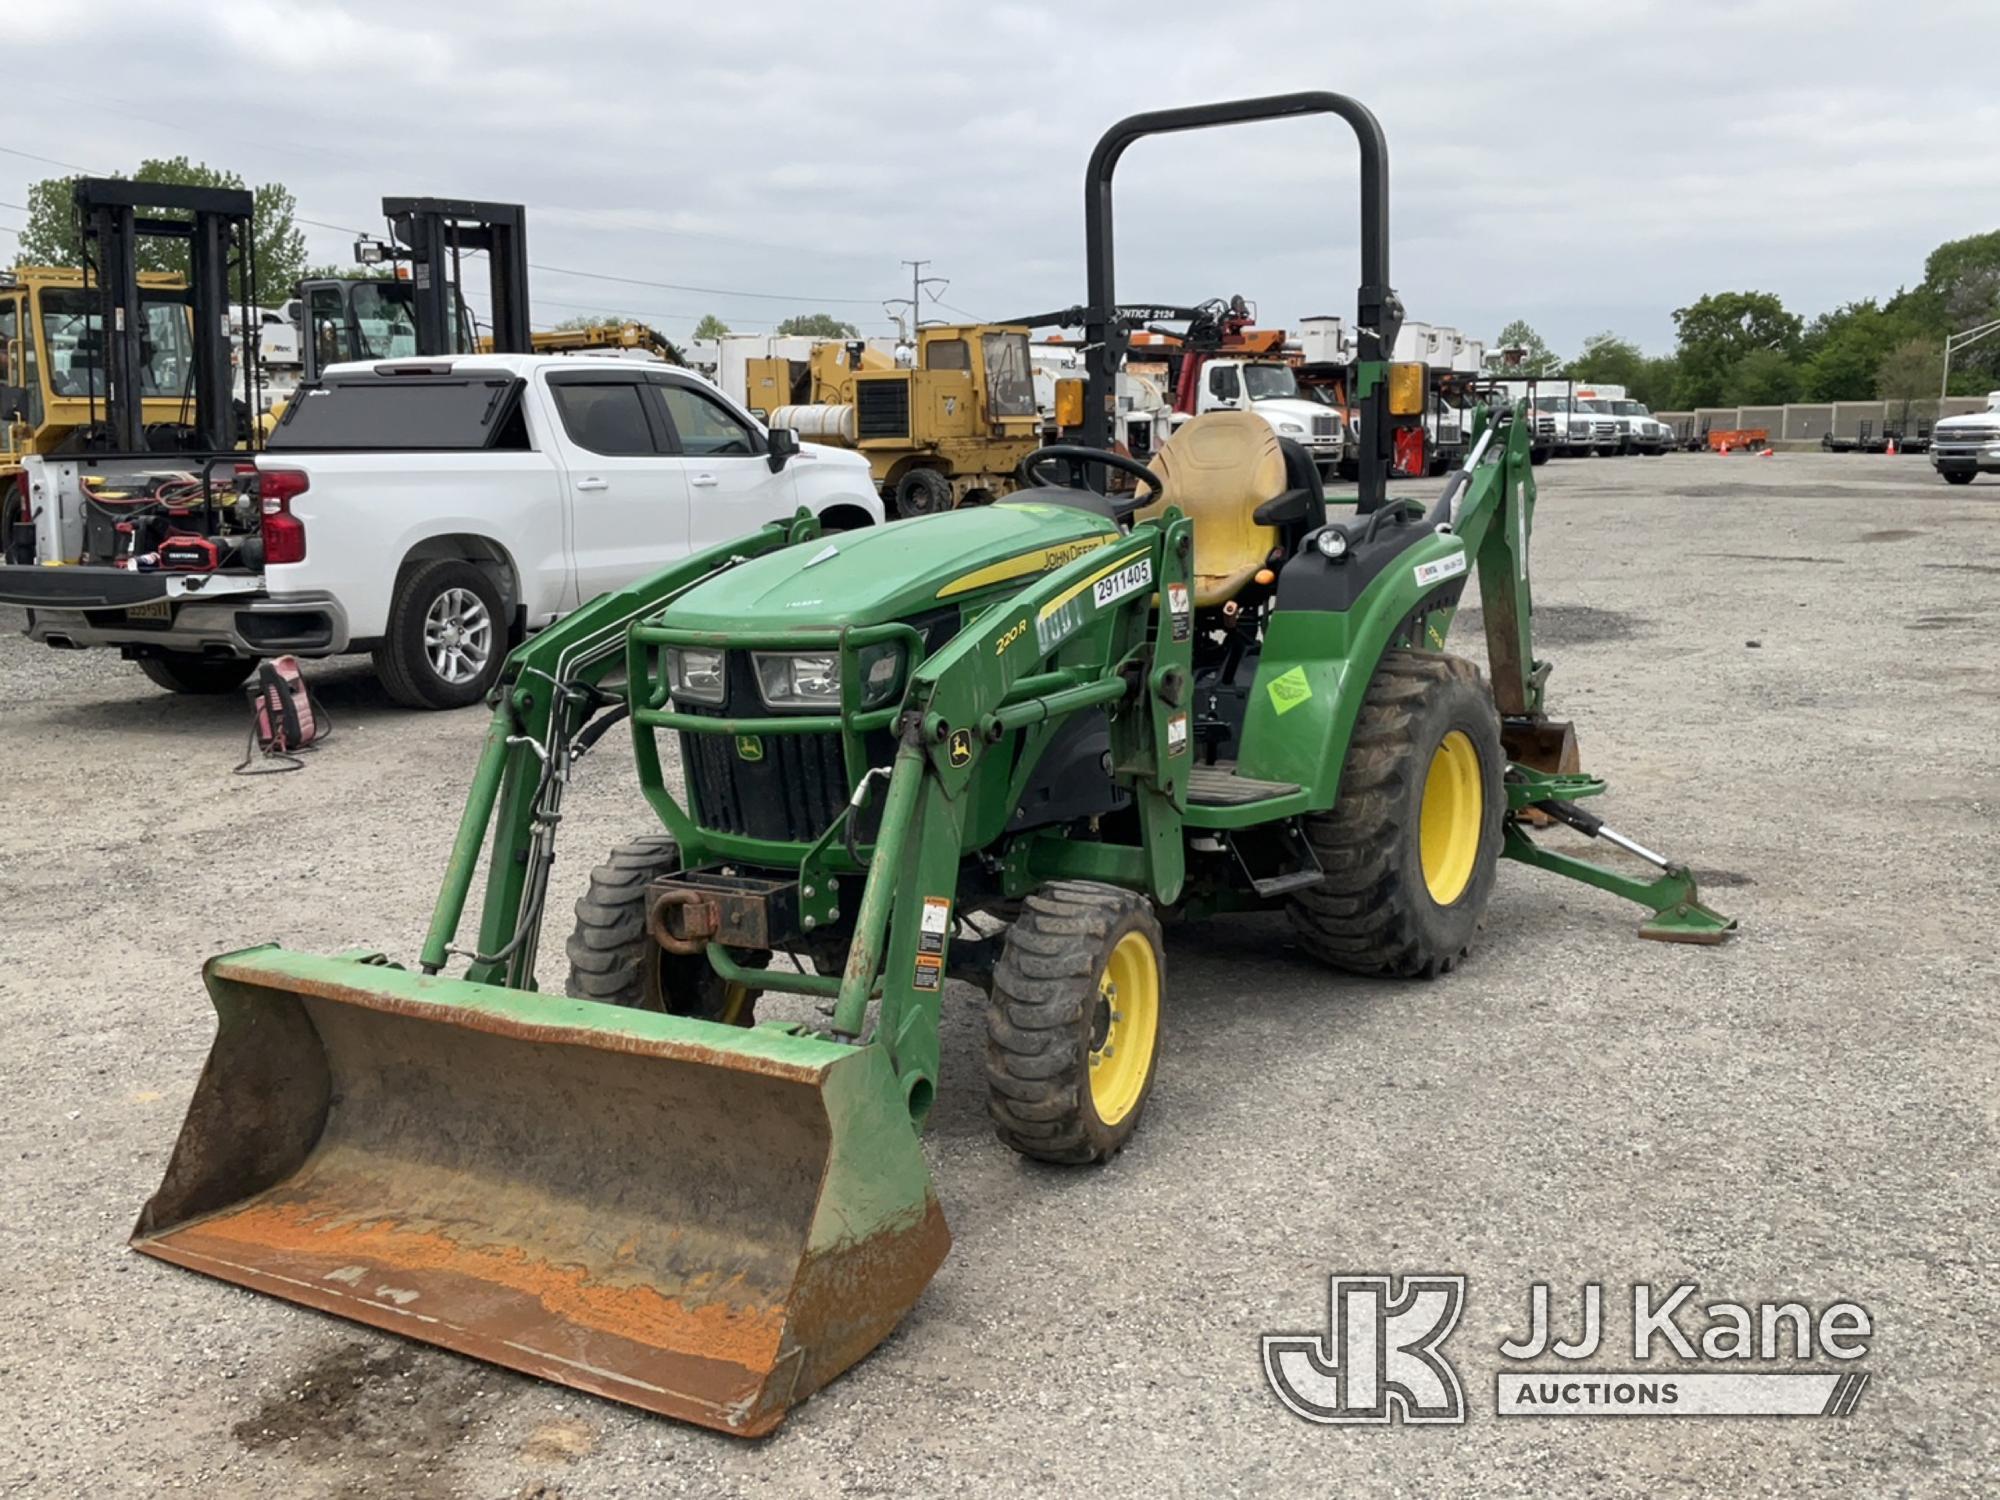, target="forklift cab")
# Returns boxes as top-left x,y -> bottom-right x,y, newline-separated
296,277 -> 476,379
